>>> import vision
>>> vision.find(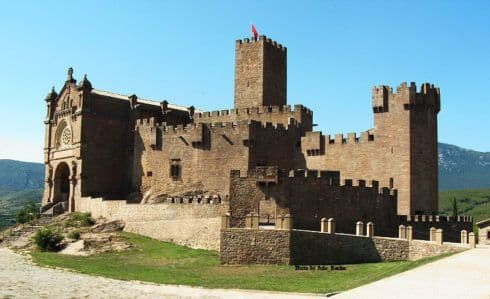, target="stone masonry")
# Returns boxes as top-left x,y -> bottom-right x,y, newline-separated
220,227 -> 468,265
41,35 -> 472,254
